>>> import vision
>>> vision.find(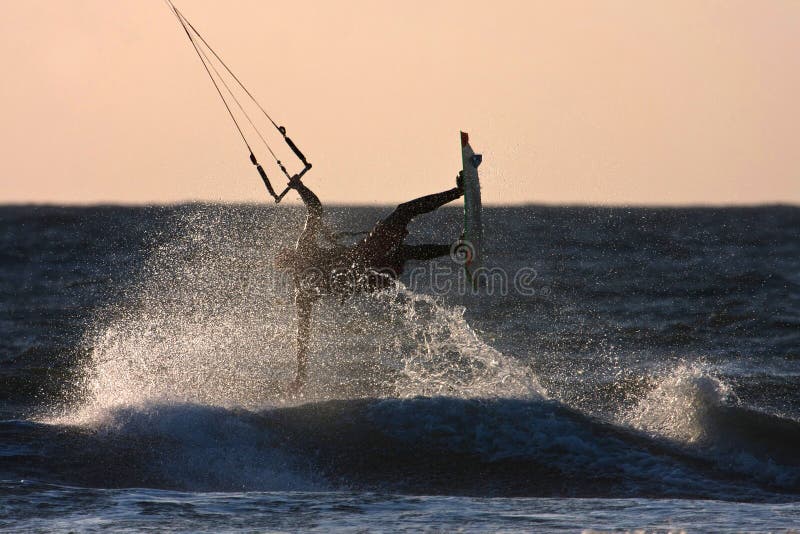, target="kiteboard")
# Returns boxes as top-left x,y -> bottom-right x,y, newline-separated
460,131 -> 483,282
